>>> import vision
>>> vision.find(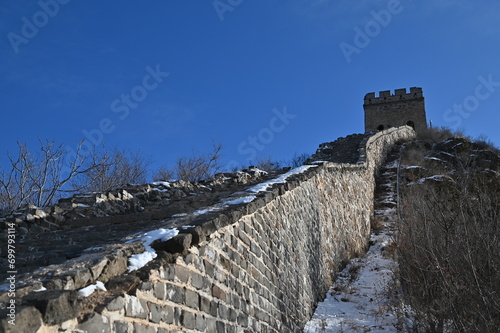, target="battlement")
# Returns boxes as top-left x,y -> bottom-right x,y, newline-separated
364,87 -> 423,105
